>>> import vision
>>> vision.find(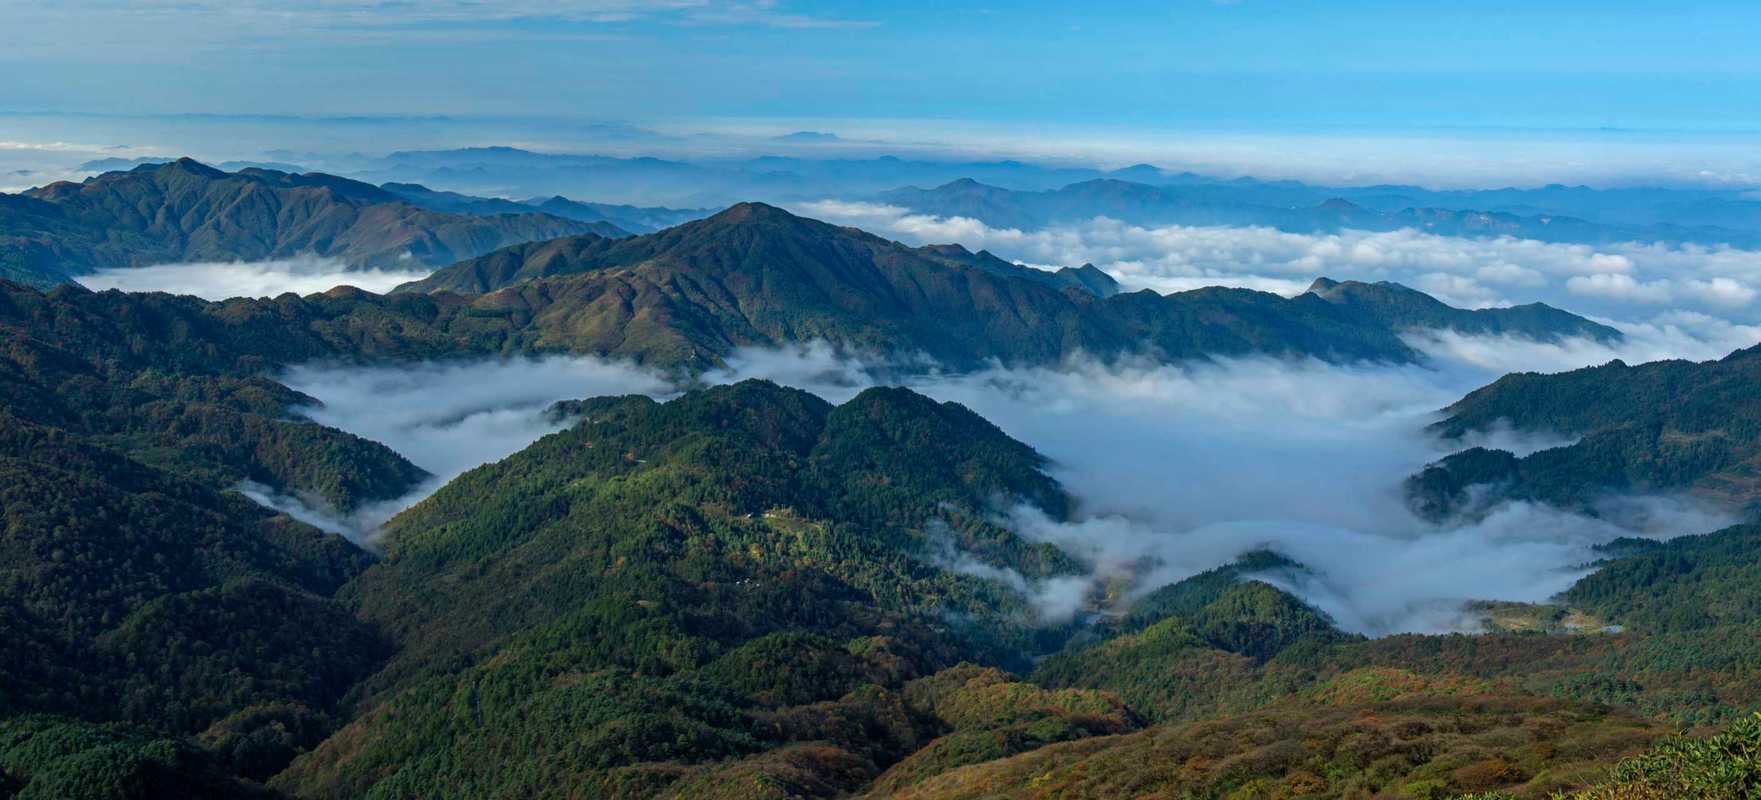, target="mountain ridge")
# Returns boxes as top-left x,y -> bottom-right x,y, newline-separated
0,159 -> 621,288
1408,344 -> 1761,520
0,287 -> 1756,796
393,202 -> 1616,369
375,181 -> 703,233
877,177 -> 1761,248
